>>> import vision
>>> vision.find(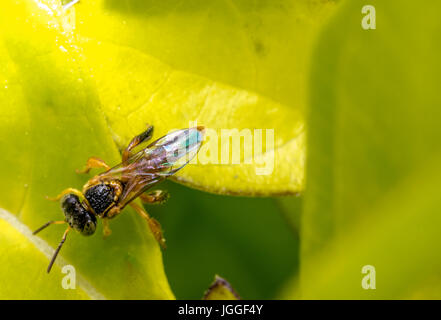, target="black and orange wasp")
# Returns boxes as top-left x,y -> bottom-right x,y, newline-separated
33,125 -> 204,273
